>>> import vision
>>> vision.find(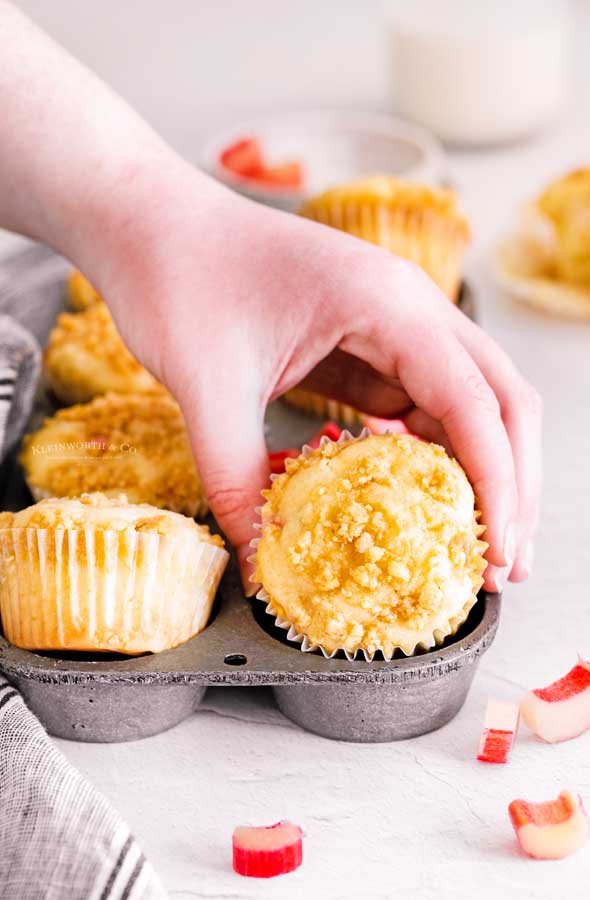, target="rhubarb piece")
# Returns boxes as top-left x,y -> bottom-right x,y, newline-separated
520,659 -> 590,743
220,137 -> 265,177
252,161 -> 304,190
361,416 -> 410,435
268,449 -> 299,475
232,821 -> 303,878
509,791 -> 589,859
308,422 -> 342,448
477,699 -> 519,763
